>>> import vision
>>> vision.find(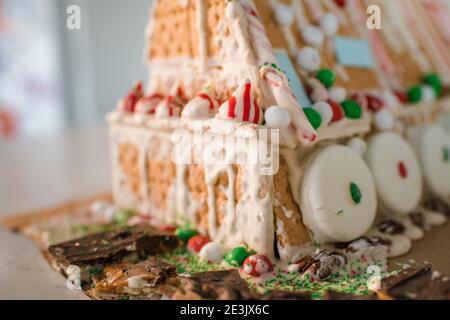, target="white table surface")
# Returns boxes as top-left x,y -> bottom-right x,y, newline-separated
0,126 -> 111,299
